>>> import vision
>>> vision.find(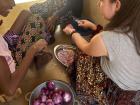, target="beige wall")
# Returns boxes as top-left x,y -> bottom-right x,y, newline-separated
0,0 -> 108,35
0,0 -> 43,35
83,0 -> 108,26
